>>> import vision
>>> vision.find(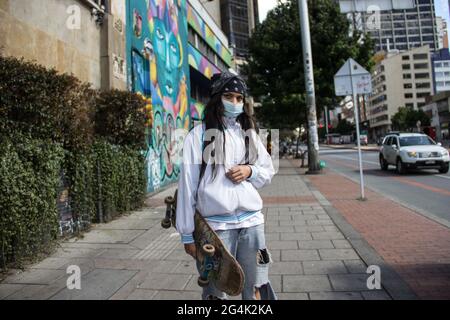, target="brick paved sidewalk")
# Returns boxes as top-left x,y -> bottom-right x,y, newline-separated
0,160 -> 407,300
302,162 -> 450,299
